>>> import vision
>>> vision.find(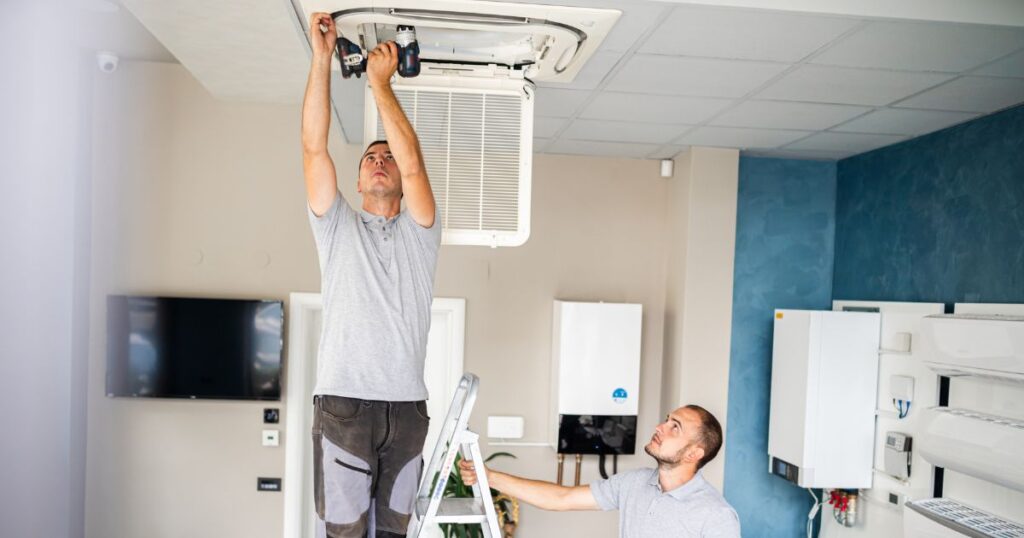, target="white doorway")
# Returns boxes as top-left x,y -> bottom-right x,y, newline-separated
282,293 -> 466,538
